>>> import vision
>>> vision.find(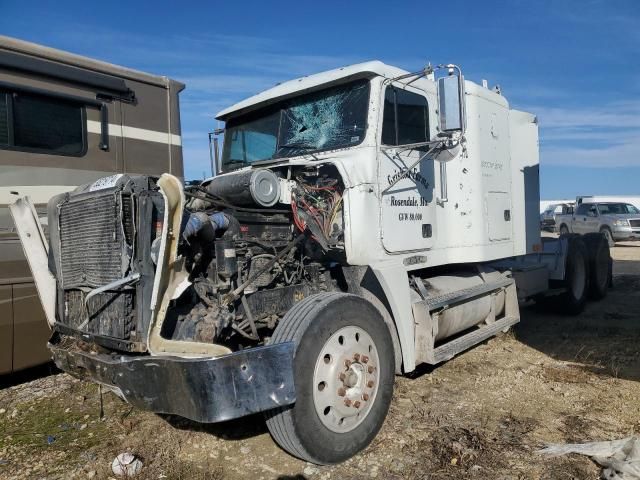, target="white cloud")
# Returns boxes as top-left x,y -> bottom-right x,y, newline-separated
536,101 -> 640,129
532,101 -> 640,167
179,74 -> 281,96
541,135 -> 640,167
